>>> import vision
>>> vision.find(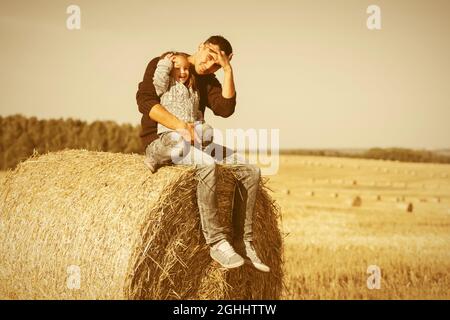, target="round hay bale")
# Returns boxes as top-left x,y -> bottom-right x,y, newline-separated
306,191 -> 315,197
348,196 -> 362,207
397,202 -> 413,213
375,195 -> 382,201
330,193 -> 338,198
0,150 -> 283,300
282,189 -> 290,195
